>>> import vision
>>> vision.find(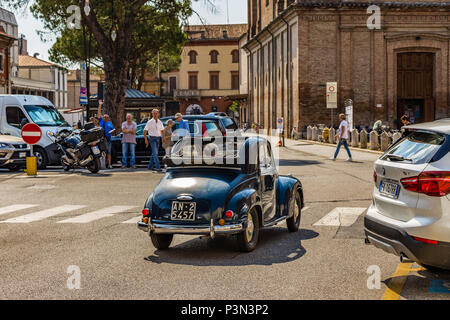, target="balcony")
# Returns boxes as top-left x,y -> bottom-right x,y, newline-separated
174,89 -> 201,100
